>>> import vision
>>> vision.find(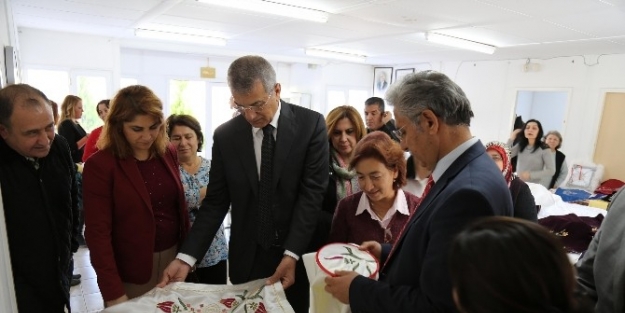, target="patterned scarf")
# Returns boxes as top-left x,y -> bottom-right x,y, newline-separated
485,141 -> 515,186
331,148 -> 360,201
